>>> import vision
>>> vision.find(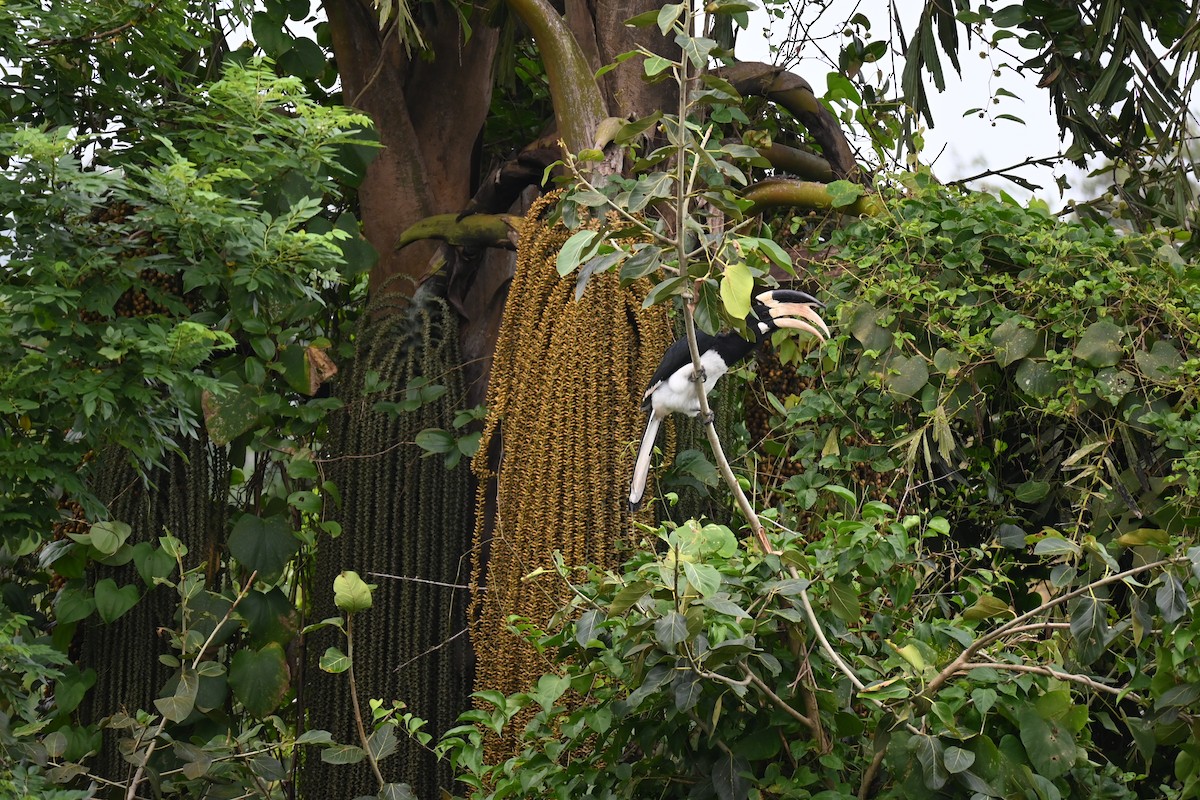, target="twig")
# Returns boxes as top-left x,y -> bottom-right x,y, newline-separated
126,571 -> 258,800
858,745 -> 887,800
34,4 -> 158,47
921,558 -> 1177,699
741,667 -> 817,733
347,614 -> 388,789
956,661 -> 1144,702
947,154 -> 1062,187
367,571 -> 482,591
